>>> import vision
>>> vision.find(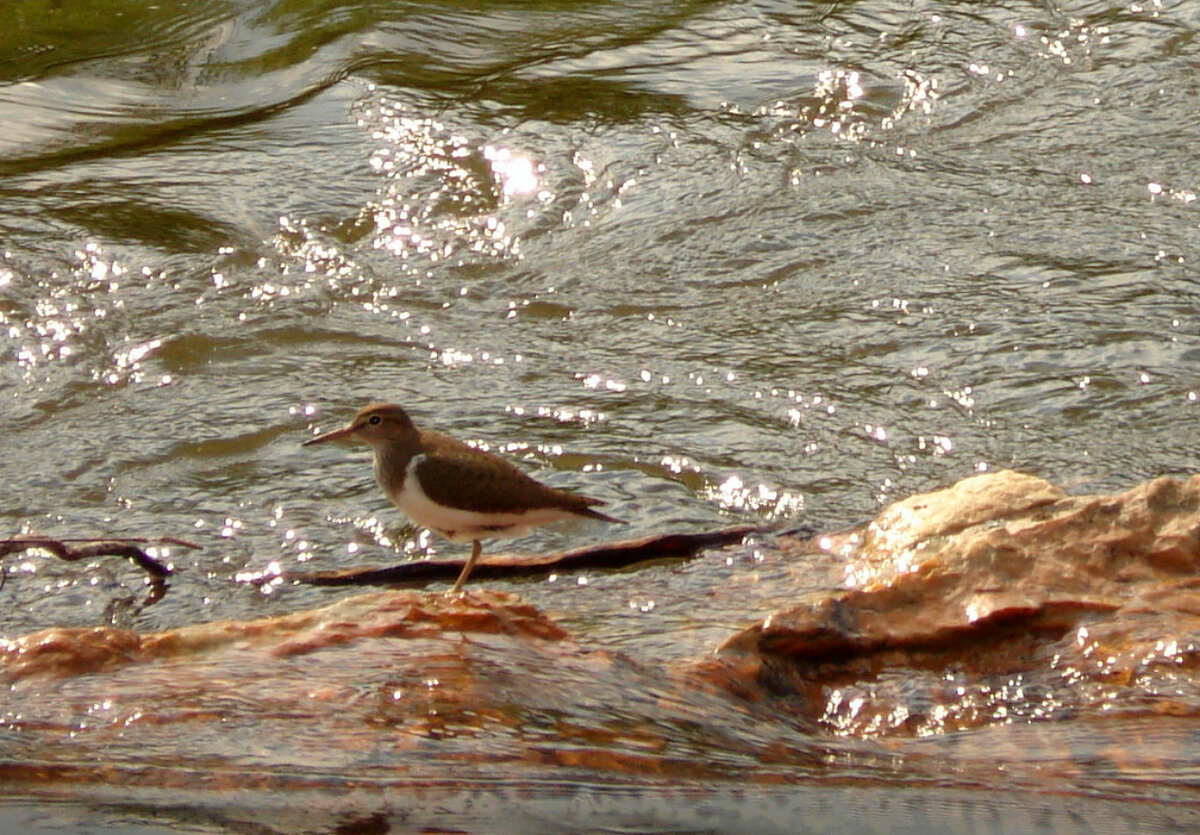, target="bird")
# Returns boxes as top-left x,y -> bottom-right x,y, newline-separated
302,402 -> 622,593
